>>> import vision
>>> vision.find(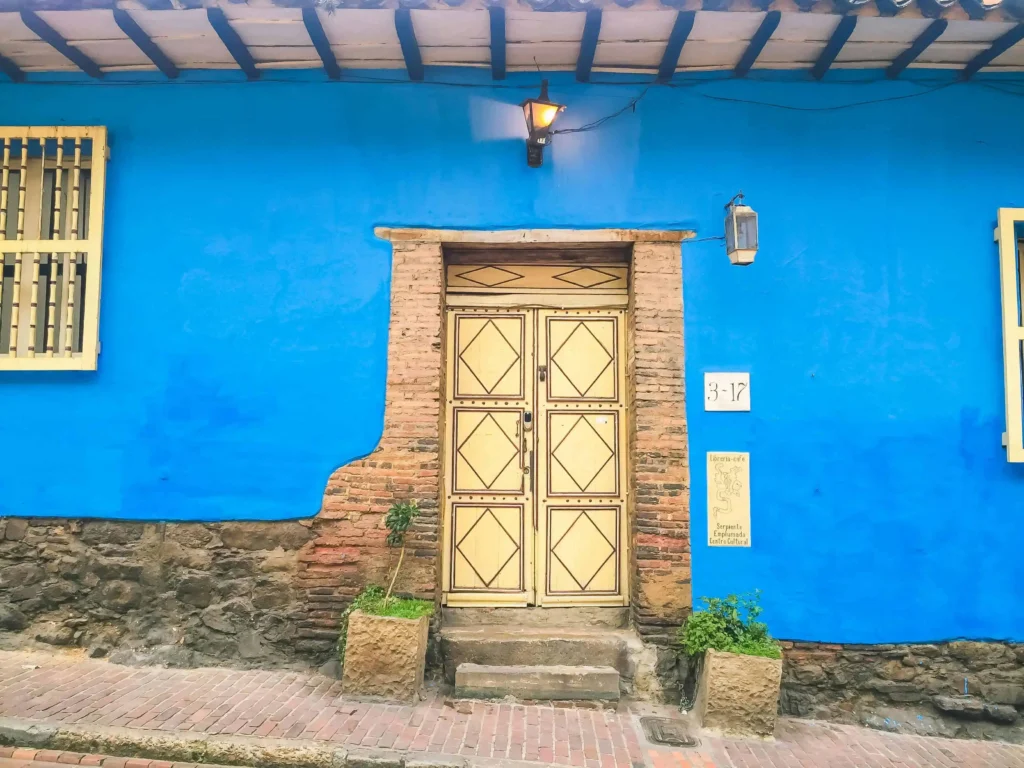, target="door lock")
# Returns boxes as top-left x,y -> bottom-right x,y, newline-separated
523,410 -> 533,431
538,365 -> 547,382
